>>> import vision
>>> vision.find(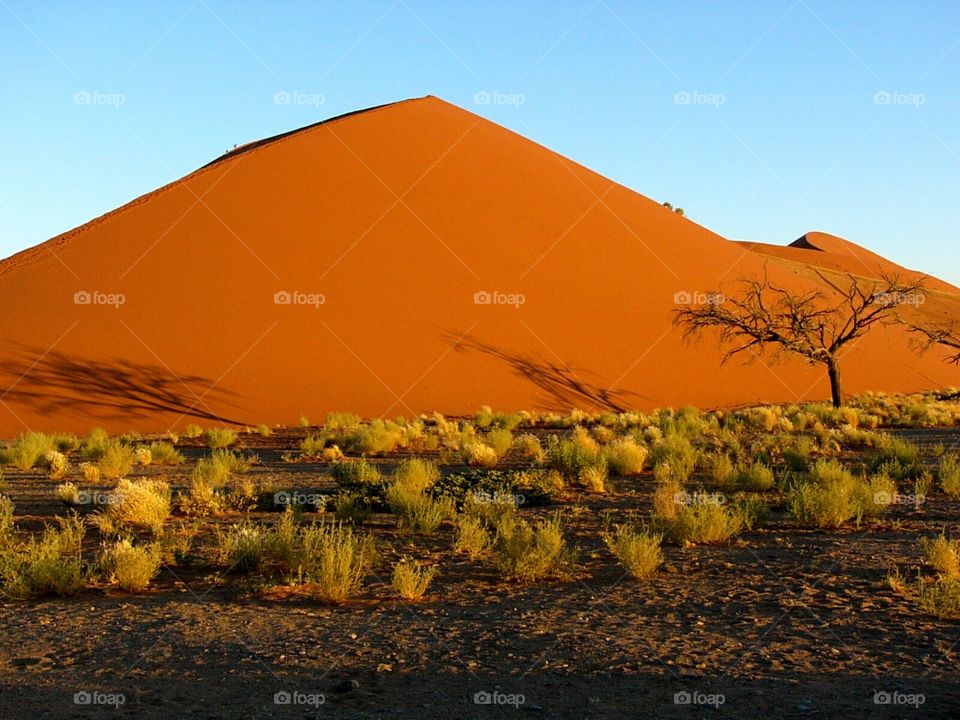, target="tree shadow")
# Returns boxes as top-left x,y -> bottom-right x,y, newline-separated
445,332 -> 646,413
0,343 -> 244,426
